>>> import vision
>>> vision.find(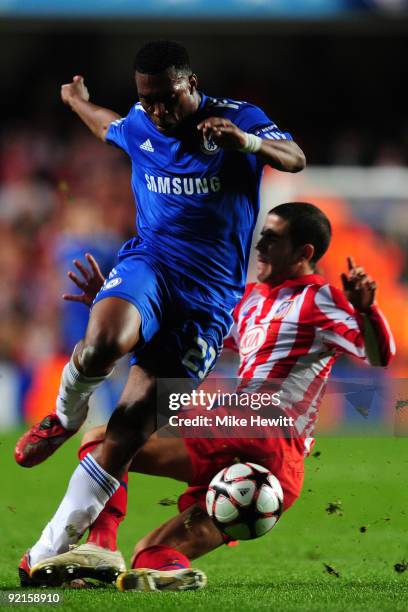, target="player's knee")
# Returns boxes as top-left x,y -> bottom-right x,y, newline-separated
80,332 -> 127,372
131,530 -> 171,564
